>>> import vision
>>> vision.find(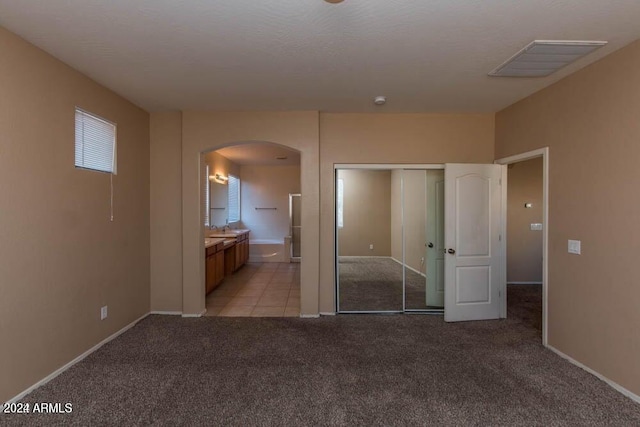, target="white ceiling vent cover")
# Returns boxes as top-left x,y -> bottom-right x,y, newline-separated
489,40 -> 607,77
